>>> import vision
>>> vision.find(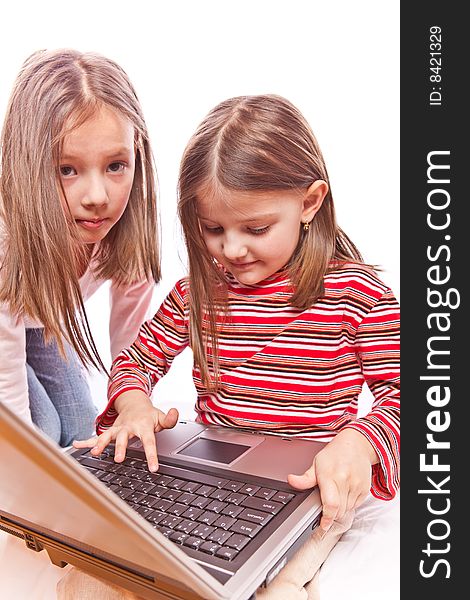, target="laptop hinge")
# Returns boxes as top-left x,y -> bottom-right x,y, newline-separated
0,521 -> 43,552
0,517 -> 206,600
